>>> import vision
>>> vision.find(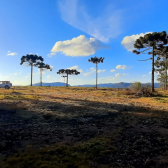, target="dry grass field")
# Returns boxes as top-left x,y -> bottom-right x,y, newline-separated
0,86 -> 168,168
